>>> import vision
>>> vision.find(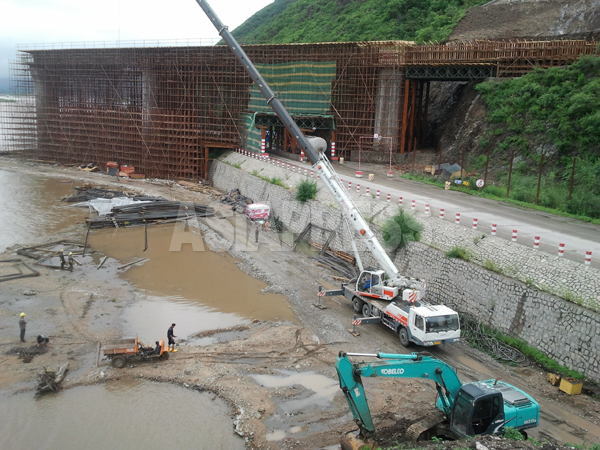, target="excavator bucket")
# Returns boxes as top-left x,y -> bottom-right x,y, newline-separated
340,430 -> 378,450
